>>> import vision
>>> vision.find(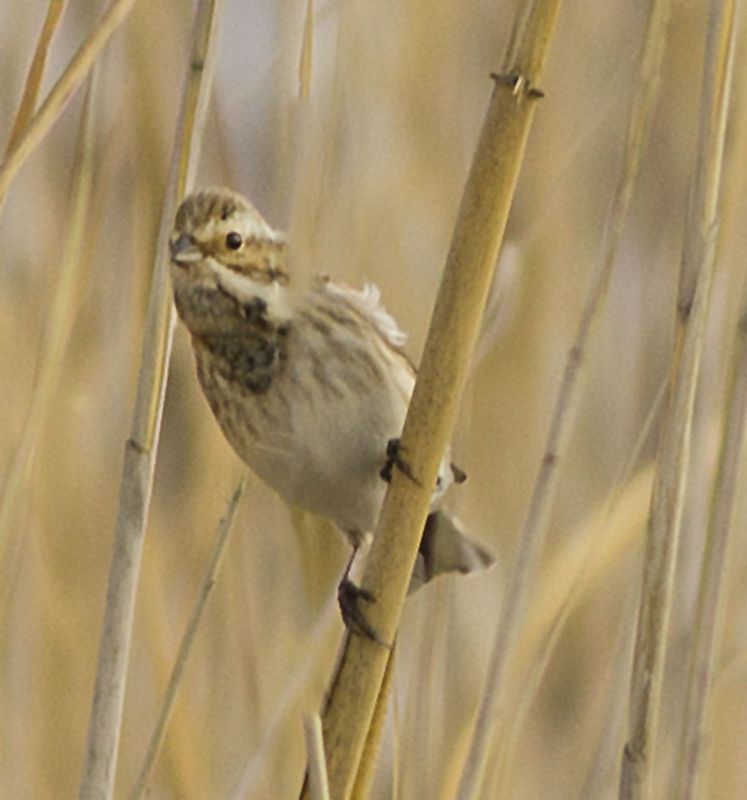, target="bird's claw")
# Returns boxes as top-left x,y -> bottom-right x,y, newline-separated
380,438 -> 421,485
337,579 -> 389,647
